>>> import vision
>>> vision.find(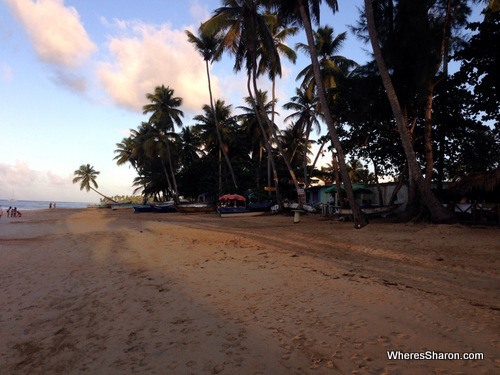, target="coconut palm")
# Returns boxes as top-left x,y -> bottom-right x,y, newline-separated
142,85 -> 184,203
72,164 -> 117,202
283,87 -> 320,186
114,136 -> 139,171
126,122 -> 176,200
238,91 -> 278,188
363,0 -> 455,223
258,12 -> 298,125
178,126 -> 202,170
279,123 -> 312,171
296,26 -> 357,99
202,0 -> 304,207
194,99 -> 236,193
266,0 -> 367,228
185,27 -> 239,190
